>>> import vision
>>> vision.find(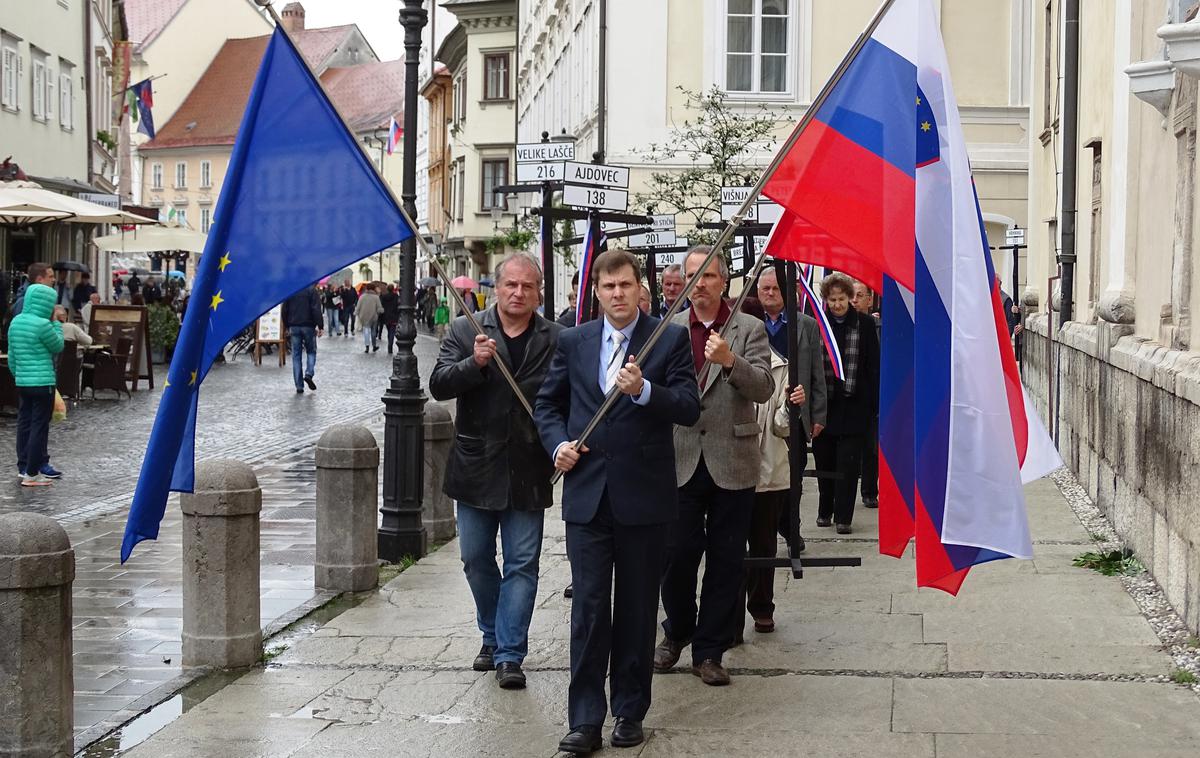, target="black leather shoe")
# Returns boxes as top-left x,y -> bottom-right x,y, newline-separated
815,517 -> 832,527
563,584 -> 574,599
495,661 -> 526,689
558,725 -> 602,754
610,717 -> 644,748
796,534 -> 806,553
472,644 -> 495,672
